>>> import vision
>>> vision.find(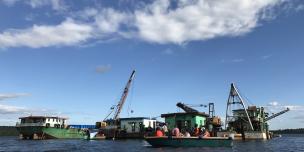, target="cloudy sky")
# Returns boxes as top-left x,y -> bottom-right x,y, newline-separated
0,0 -> 304,129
